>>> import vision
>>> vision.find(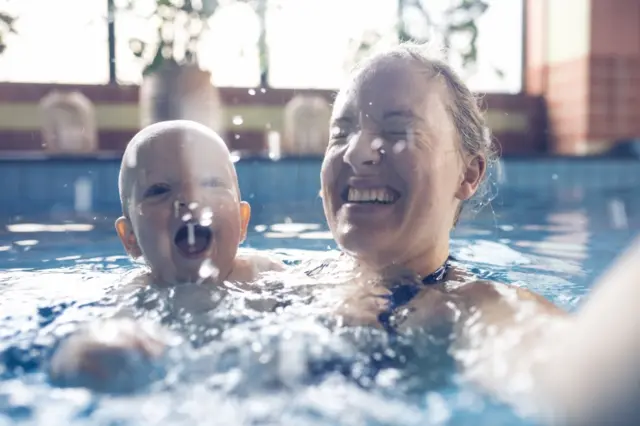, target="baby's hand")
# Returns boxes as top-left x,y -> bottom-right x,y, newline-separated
48,318 -> 178,393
